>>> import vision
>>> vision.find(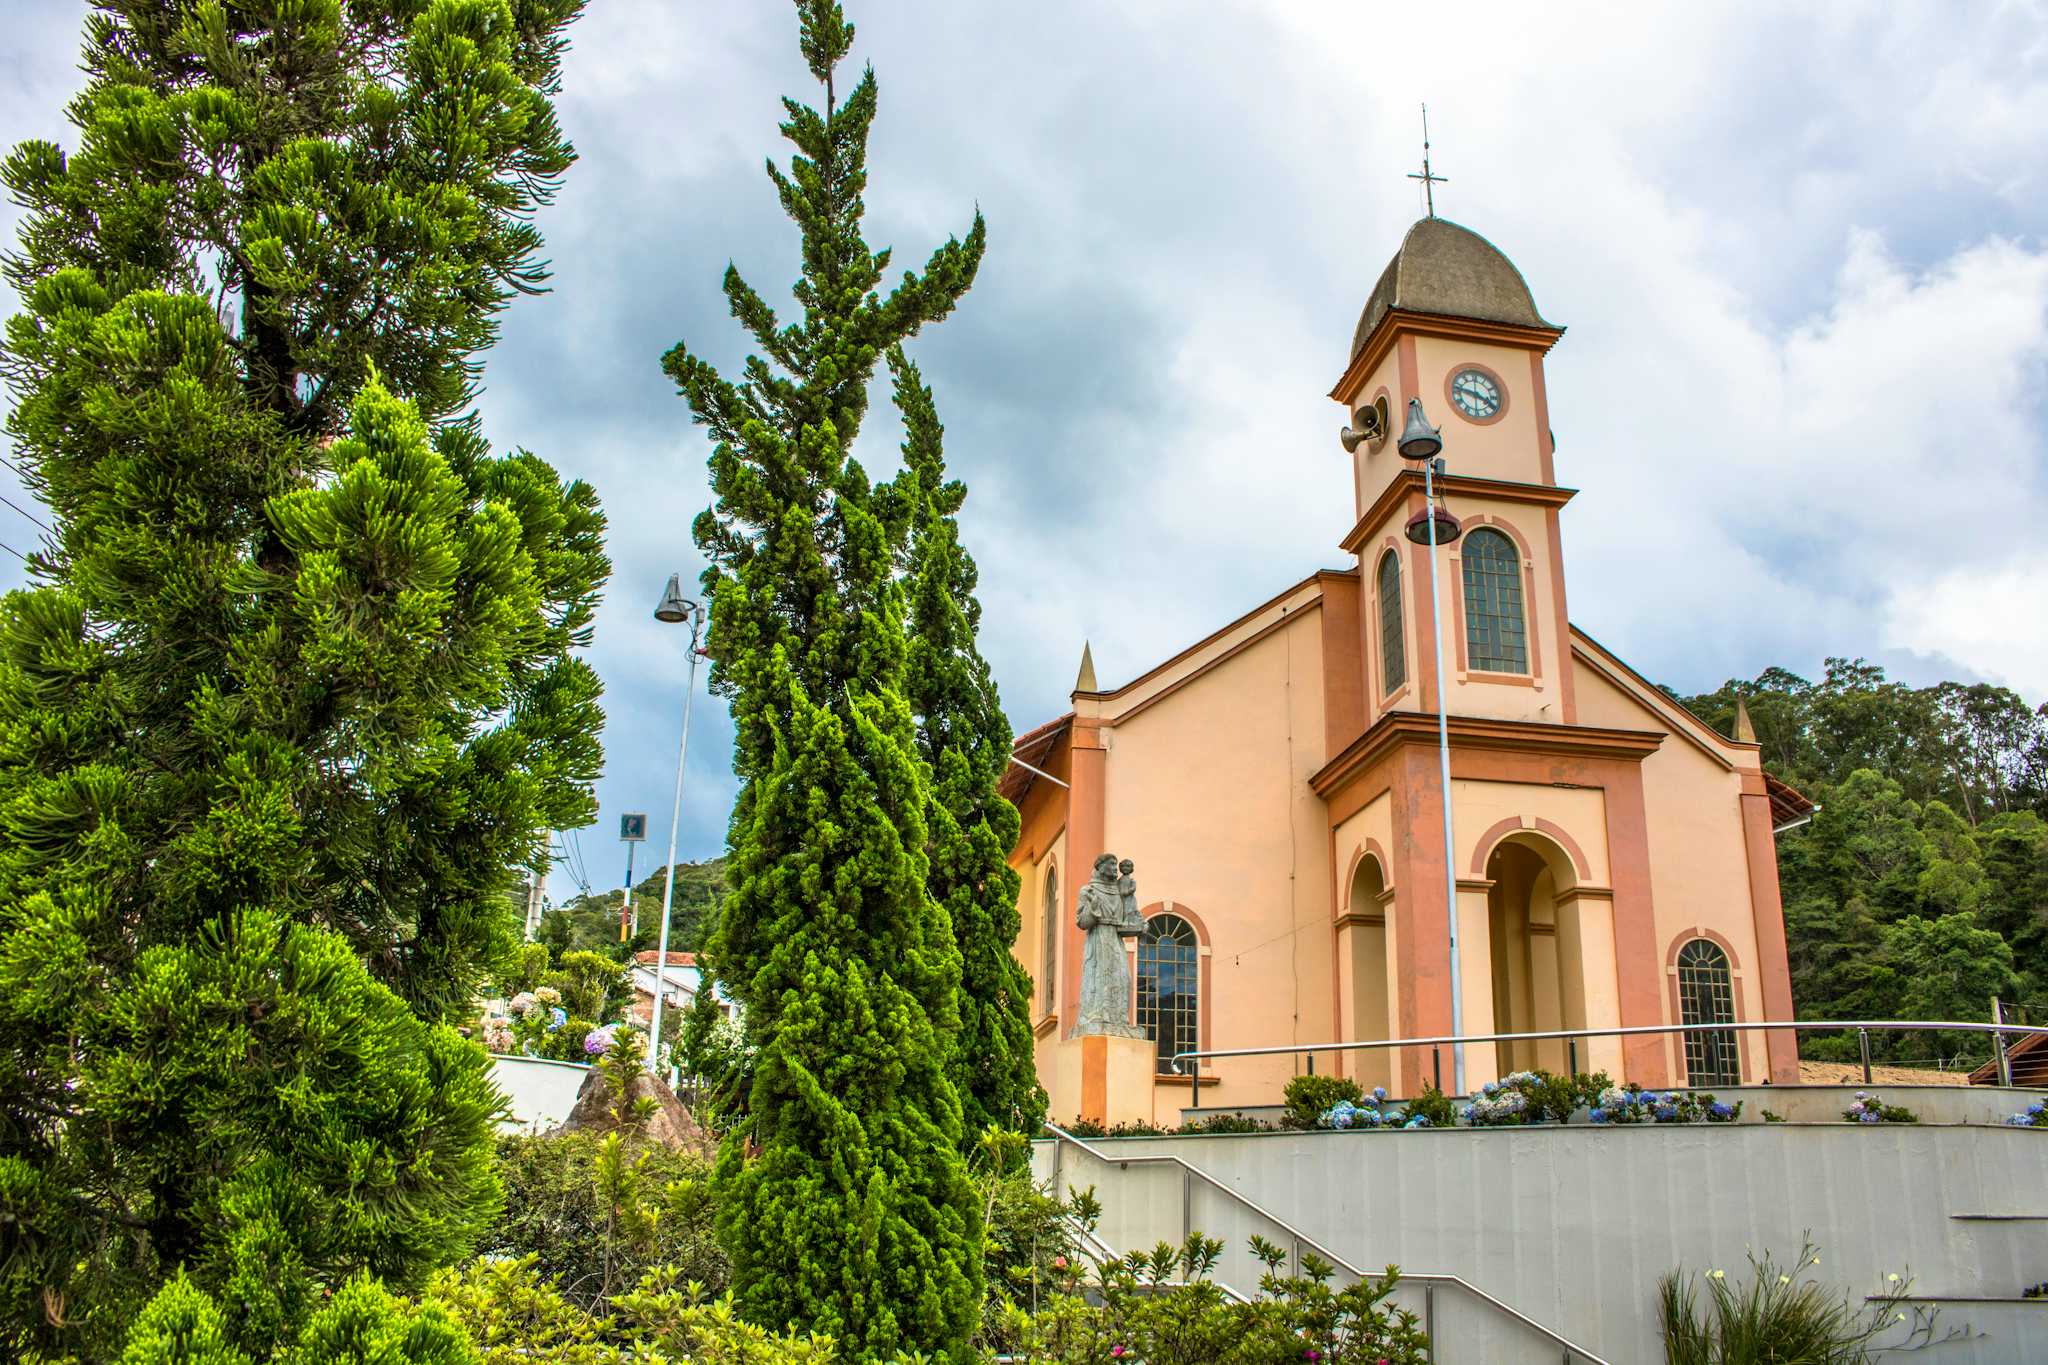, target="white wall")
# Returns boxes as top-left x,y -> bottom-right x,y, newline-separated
491,1054 -> 591,1132
1035,1124 -> 2048,1363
